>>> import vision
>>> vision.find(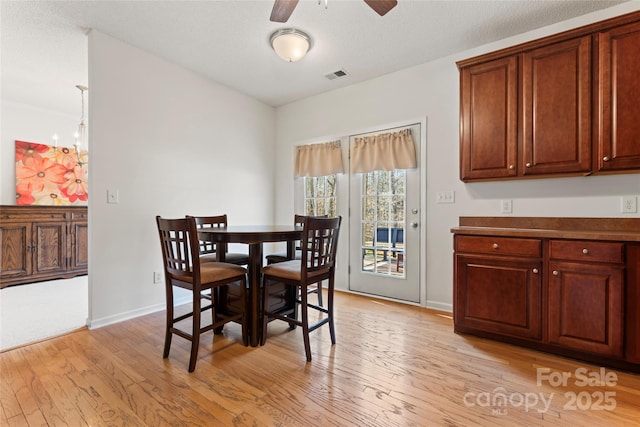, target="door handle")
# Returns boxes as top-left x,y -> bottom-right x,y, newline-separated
410,222 -> 418,228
